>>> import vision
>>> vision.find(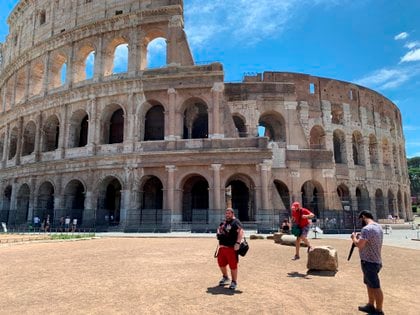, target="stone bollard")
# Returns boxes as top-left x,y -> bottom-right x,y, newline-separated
275,234 -> 308,247
307,246 -> 338,271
